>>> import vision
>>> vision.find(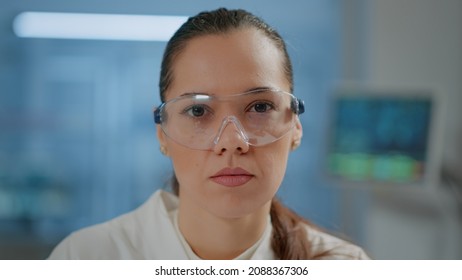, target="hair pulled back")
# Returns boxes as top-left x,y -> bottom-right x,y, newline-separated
159,8 -> 314,259
159,8 -> 293,101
